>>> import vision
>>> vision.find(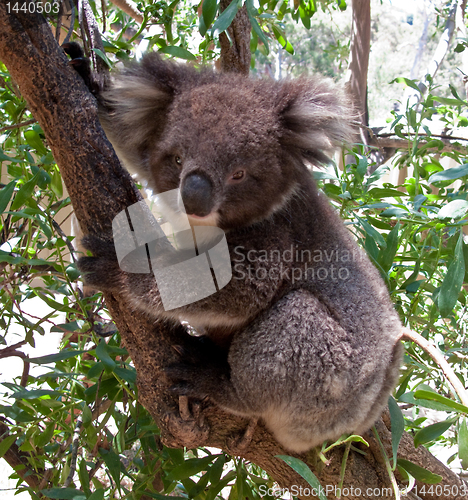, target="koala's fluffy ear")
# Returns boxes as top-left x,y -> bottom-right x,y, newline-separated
277,78 -> 355,165
99,54 -> 206,181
